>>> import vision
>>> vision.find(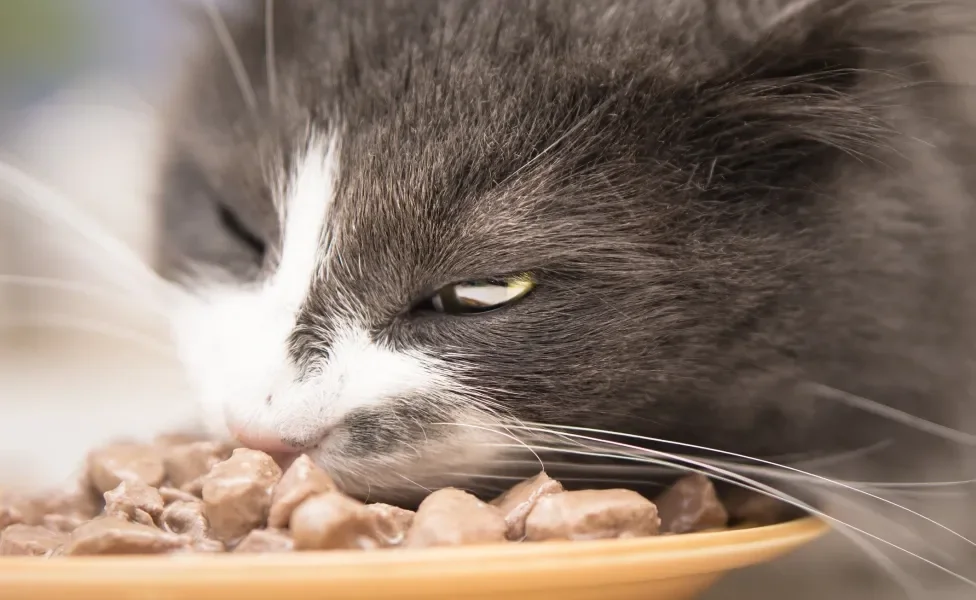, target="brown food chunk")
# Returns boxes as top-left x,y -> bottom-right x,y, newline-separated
290,493 -> 405,551
0,525 -> 66,556
87,443 -> 166,494
52,490 -> 102,520
201,449 -> 282,543
404,488 -> 507,549
491,472 -> 564,540
723,489 -> 795,526
159,487 -> 199,505
104,480 -> 165,523
180,477 -> 206,498
153,432 -> 209,447
365,503 -> 415,544
160,501 -> 209,538
655,474 -> 729,534
42,514 -> 84,533
524,489 -> 660,541
64,516 -> 187,555
234,529 -> 294,553
164,441 -> 235,489
19,489 -> 101,525
268,454 -> 337,528
132,509 -> 156,527
0,504 -> 24,532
